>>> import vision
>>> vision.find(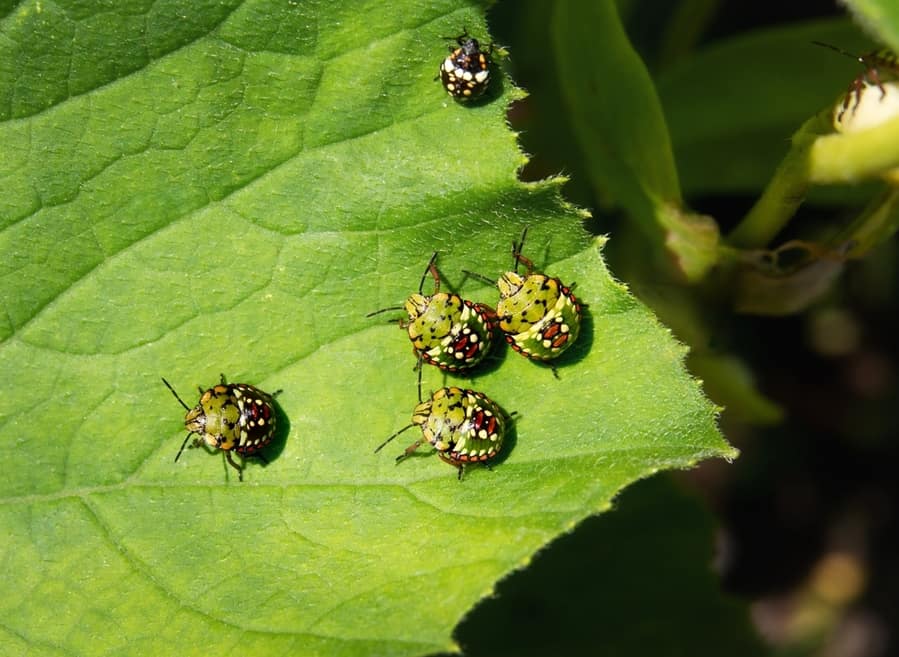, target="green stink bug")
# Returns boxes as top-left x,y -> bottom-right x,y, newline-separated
494,228 -> 582,362
368,252 -> 496,371
162,375 -> 280,481
375,385 -> 508,480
